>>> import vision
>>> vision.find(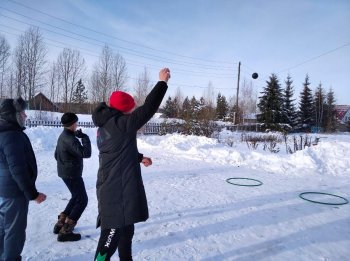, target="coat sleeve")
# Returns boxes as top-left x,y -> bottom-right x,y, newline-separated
67,135 -> 92,159
54,146 -> 58,160
3,133 -> 39,200
121,81 -> 168,132
138,153 -> 143,162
